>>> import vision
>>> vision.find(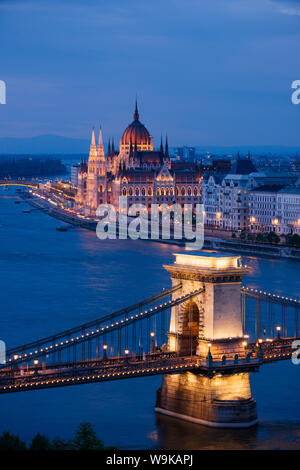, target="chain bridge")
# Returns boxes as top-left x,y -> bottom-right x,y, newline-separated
1,252 -> 299,428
